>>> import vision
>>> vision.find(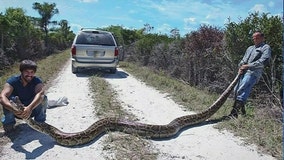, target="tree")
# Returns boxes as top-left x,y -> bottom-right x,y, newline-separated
182,25 -> 224,87
58,20 -> 69,39
143,23 -> 154,34
32,2 -> 59,43
170,28 -> 180,39
3,8 -> 43,59
0,13 -> 10,50
49,19 -> 75,49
